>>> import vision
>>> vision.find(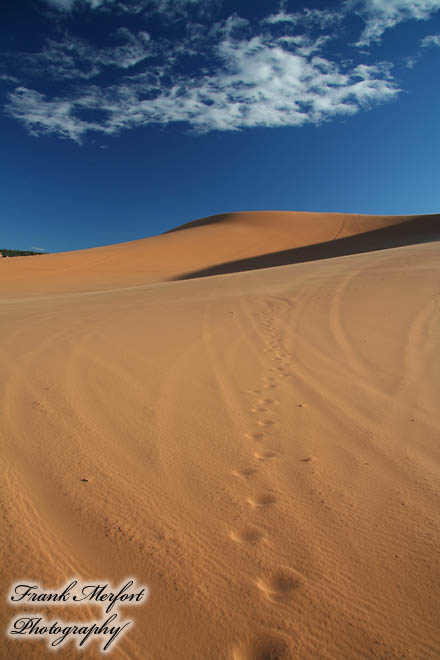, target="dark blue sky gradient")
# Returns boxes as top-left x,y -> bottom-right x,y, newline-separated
1,0 -> 439,252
